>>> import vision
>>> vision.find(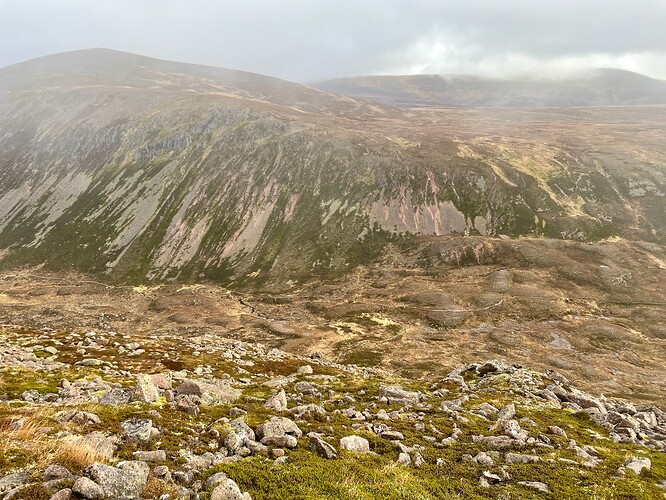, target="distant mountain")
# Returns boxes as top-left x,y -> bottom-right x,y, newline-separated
315,69 -> 666,108
0,50 -> 664,287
